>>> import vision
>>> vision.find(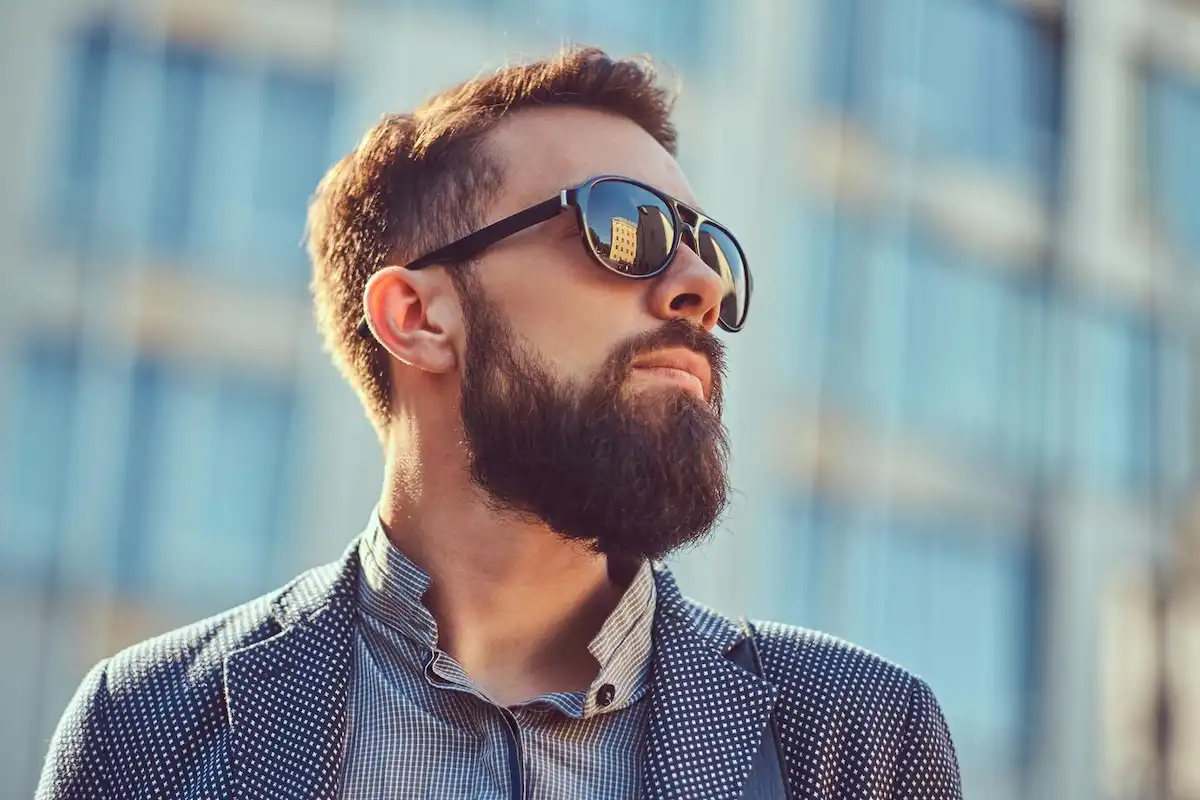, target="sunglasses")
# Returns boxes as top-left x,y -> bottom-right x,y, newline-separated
357,175 -> 751,336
